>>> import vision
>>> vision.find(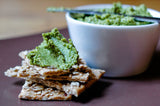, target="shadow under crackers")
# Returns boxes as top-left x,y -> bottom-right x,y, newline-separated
72,79 -> 112,103
14,79 -> 25,86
